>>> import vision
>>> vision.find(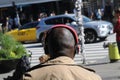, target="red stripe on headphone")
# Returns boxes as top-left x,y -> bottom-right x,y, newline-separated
51,24 -> 79,44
